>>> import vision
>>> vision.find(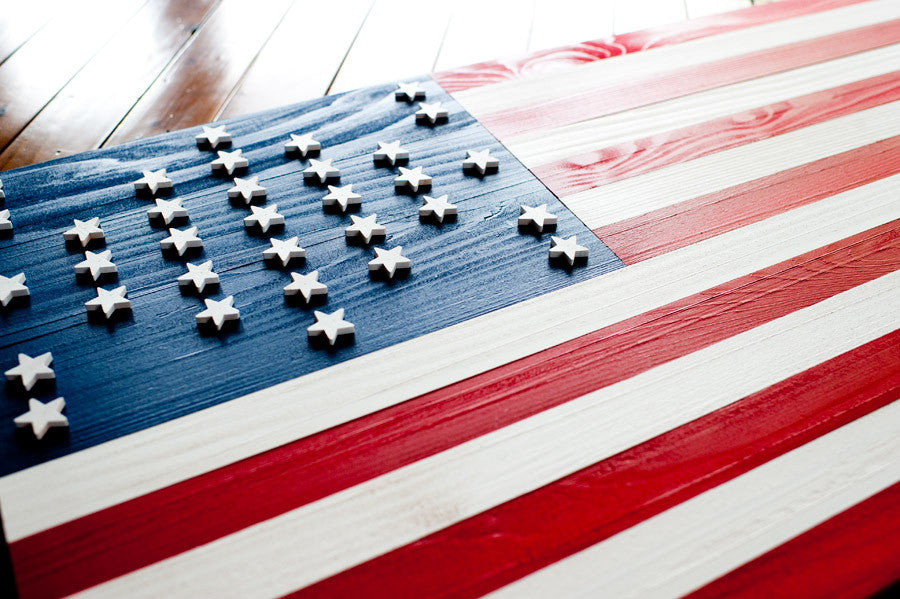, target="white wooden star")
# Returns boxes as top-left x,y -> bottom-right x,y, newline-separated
0,209 -> 12,232
518,204 -> 558,233
284,133 -> 321,158
463,149 -> 500,175
549,235 -> 589,266
307,309 -> 354,346
369,246 -> 411,279
283,270 -> 328,303
195,124 -> 231,149
394,166 -> 431,193
196,295 -> 240,330
373,140 -> 409,166
416,101 -> 448,125
211,149 -> 248,175
419,194 -> 457,223
322,184 -> 361,213
85,285 -> 131,318
15,397 -> 67,440
243,204 -> 284,233
133,169 -> 173,195
64,217 -> 104,247
395,81 -> 425,102
344,214 -> 385,244
178,260 -> 219,293
0,273 -> 28,307
228,176 -> 266,205
303,158 -> 340,184
160,226 -> 202,256
147,197 -> 188,225
74,250 -> 117,281
5,352 -> 54,391
263,236 -> 305,266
